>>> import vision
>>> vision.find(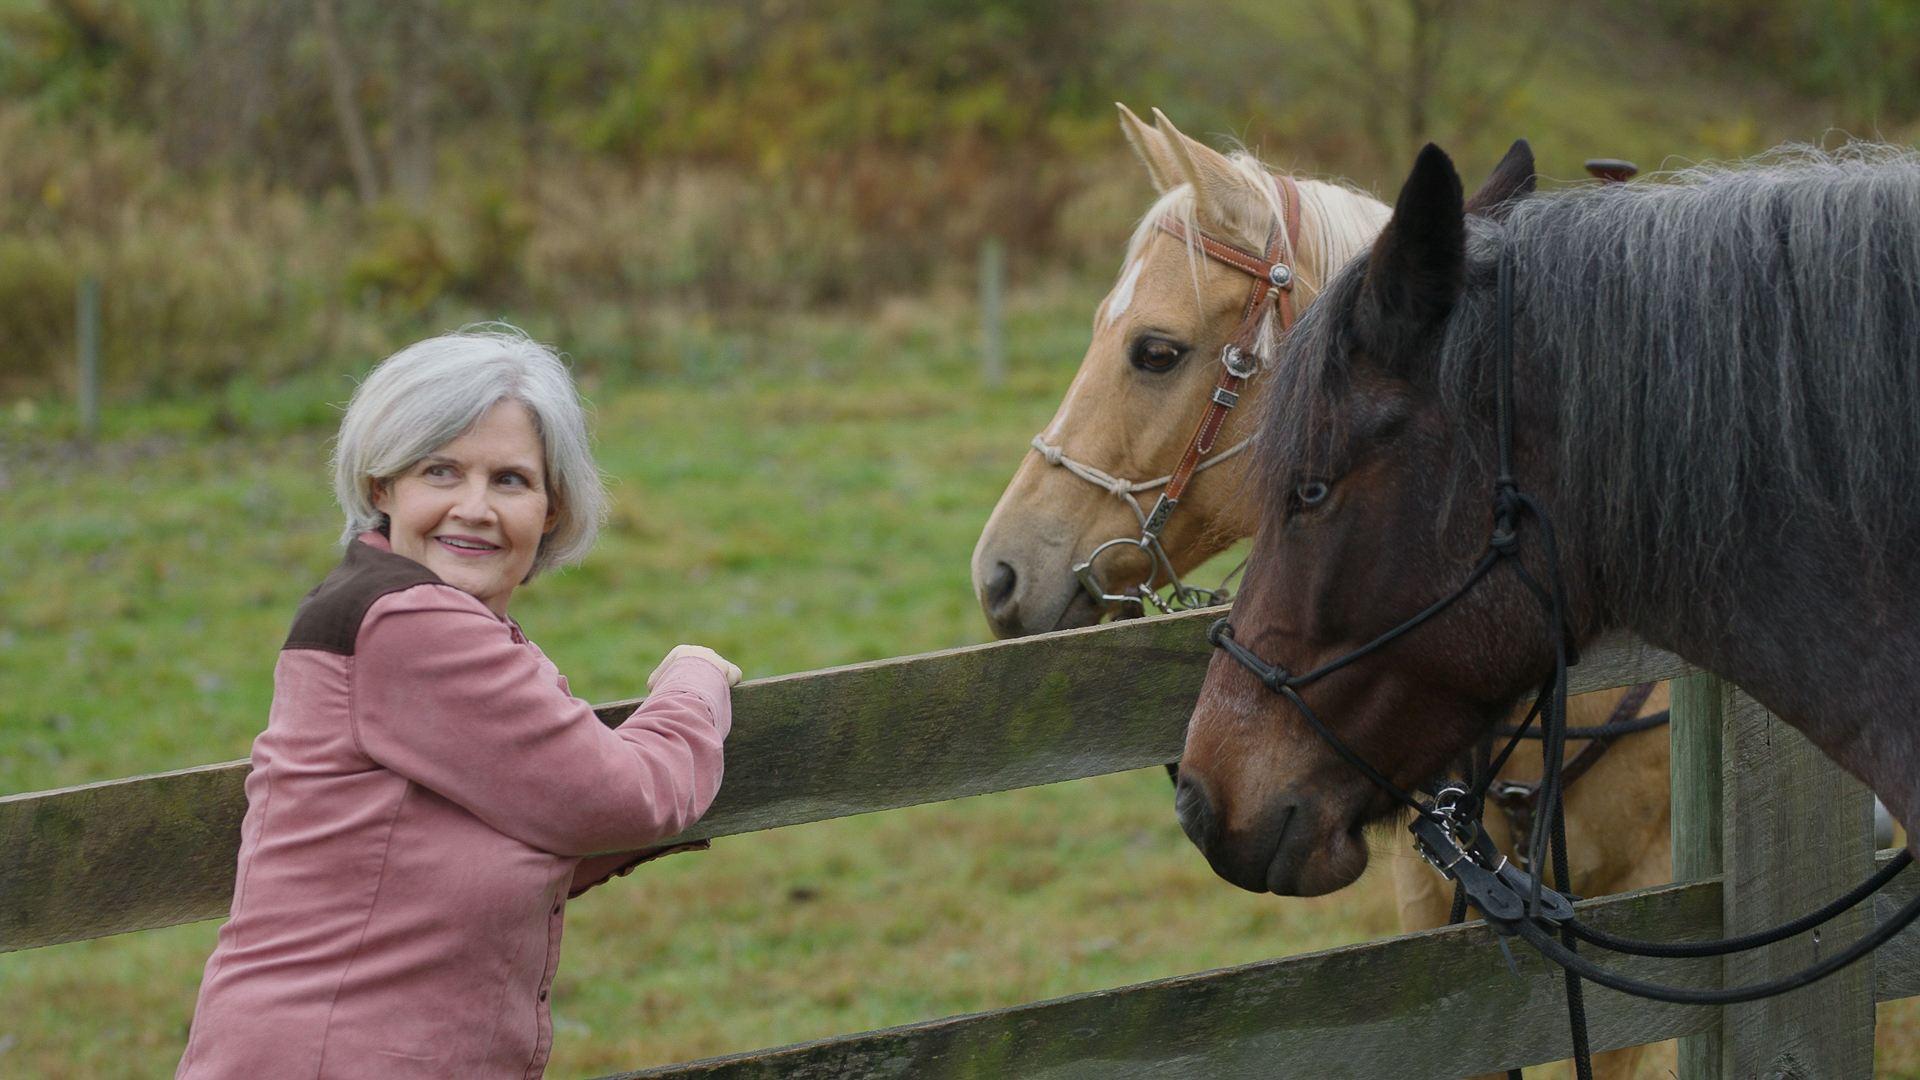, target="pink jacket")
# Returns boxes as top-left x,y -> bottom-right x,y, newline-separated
177,534 -> 731,1079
